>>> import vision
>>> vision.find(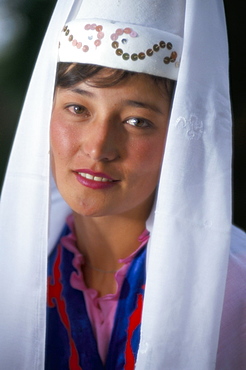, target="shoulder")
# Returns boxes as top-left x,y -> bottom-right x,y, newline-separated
226,224 -> 246,304
216,225 -> 246,369
231,224 -> 246,254
229,225 -> 246,282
